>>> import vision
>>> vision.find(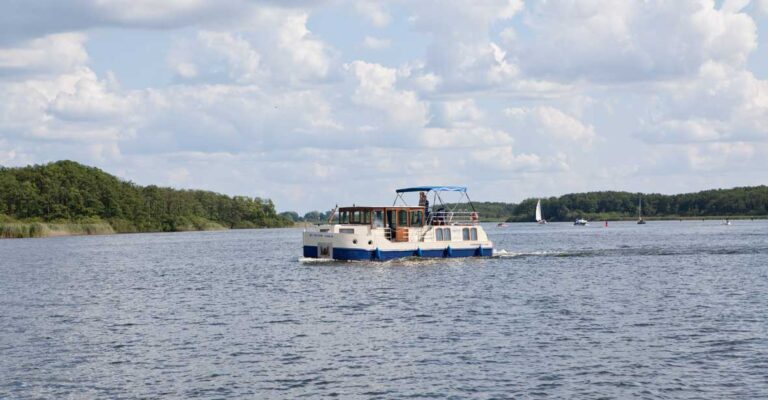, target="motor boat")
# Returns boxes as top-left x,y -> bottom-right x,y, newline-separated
302,186 -> 493,261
